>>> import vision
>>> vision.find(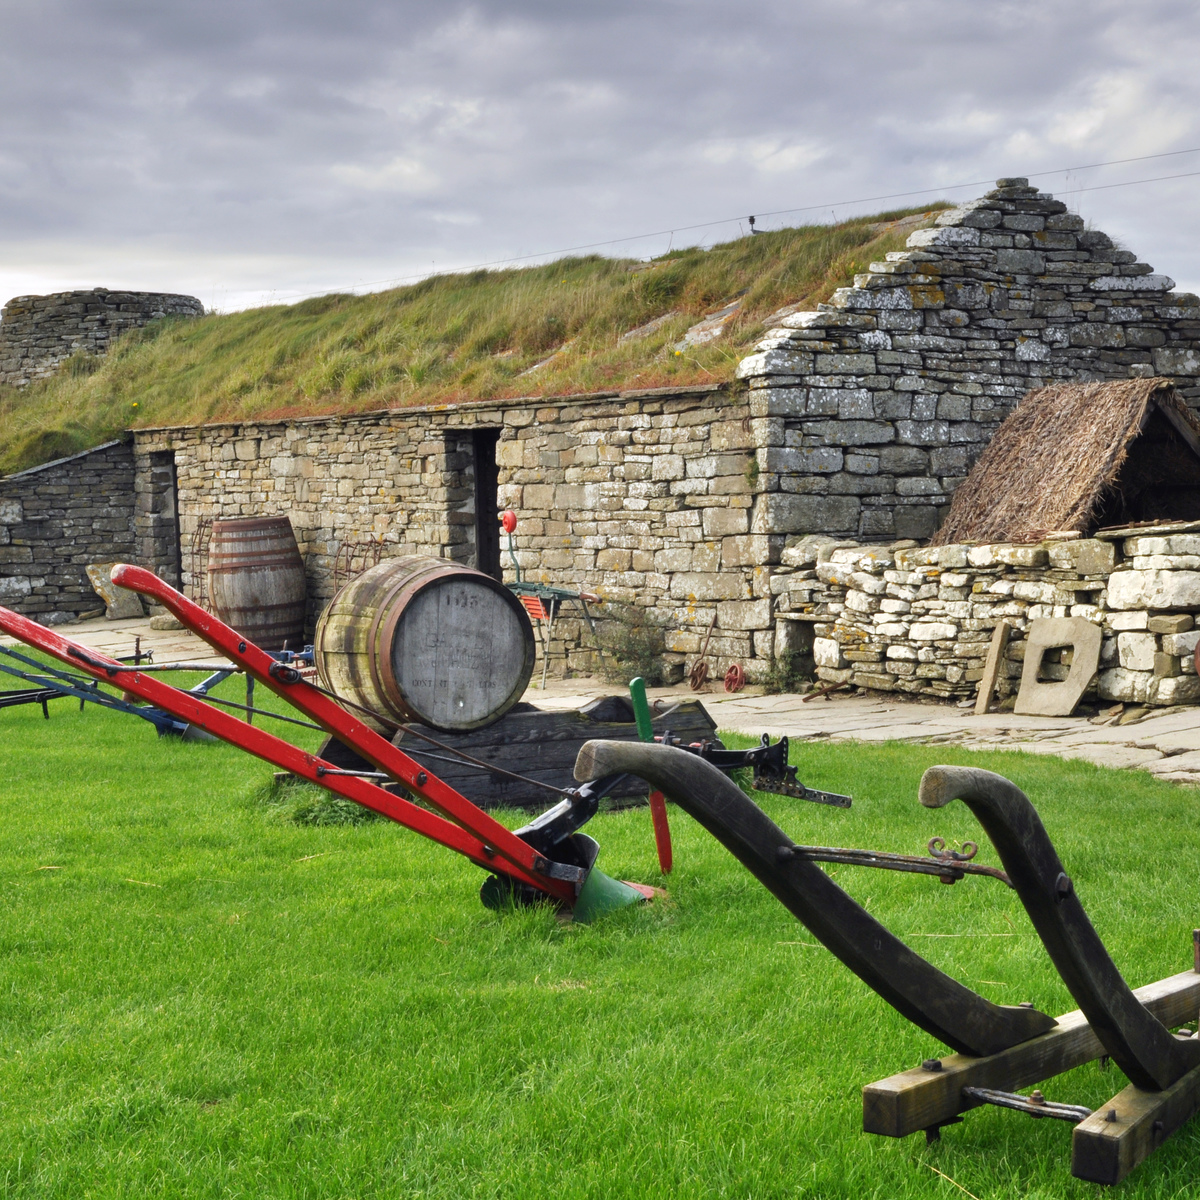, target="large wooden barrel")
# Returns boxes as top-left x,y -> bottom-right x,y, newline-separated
314,555 -> 536,732
207,516 -> 307,651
